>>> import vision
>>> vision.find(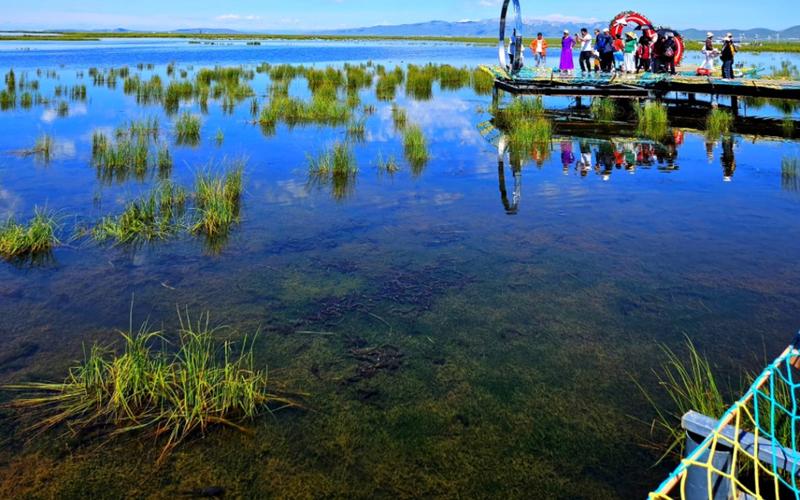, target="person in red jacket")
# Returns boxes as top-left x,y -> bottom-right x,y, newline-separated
530,33 -> 548,68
